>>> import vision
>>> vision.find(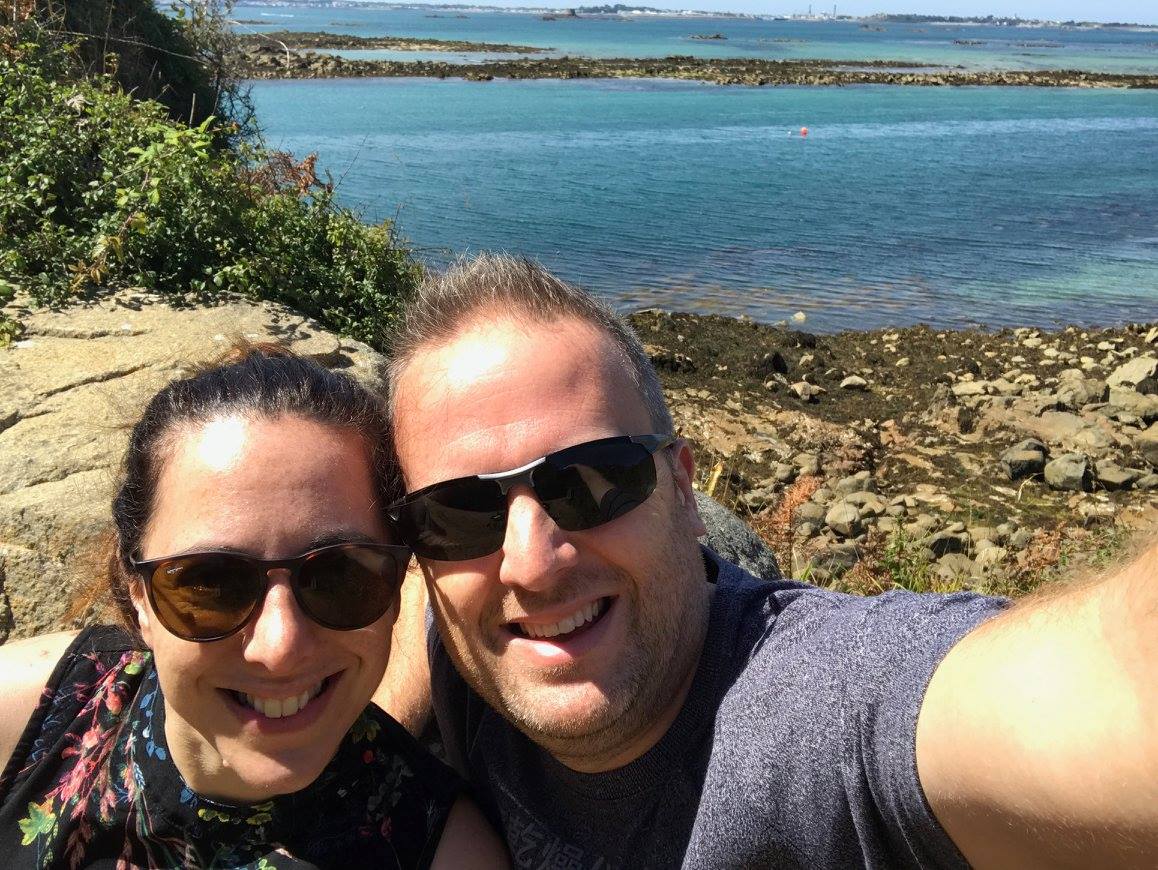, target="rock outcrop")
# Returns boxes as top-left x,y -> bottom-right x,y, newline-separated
0,292 -> 385,641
